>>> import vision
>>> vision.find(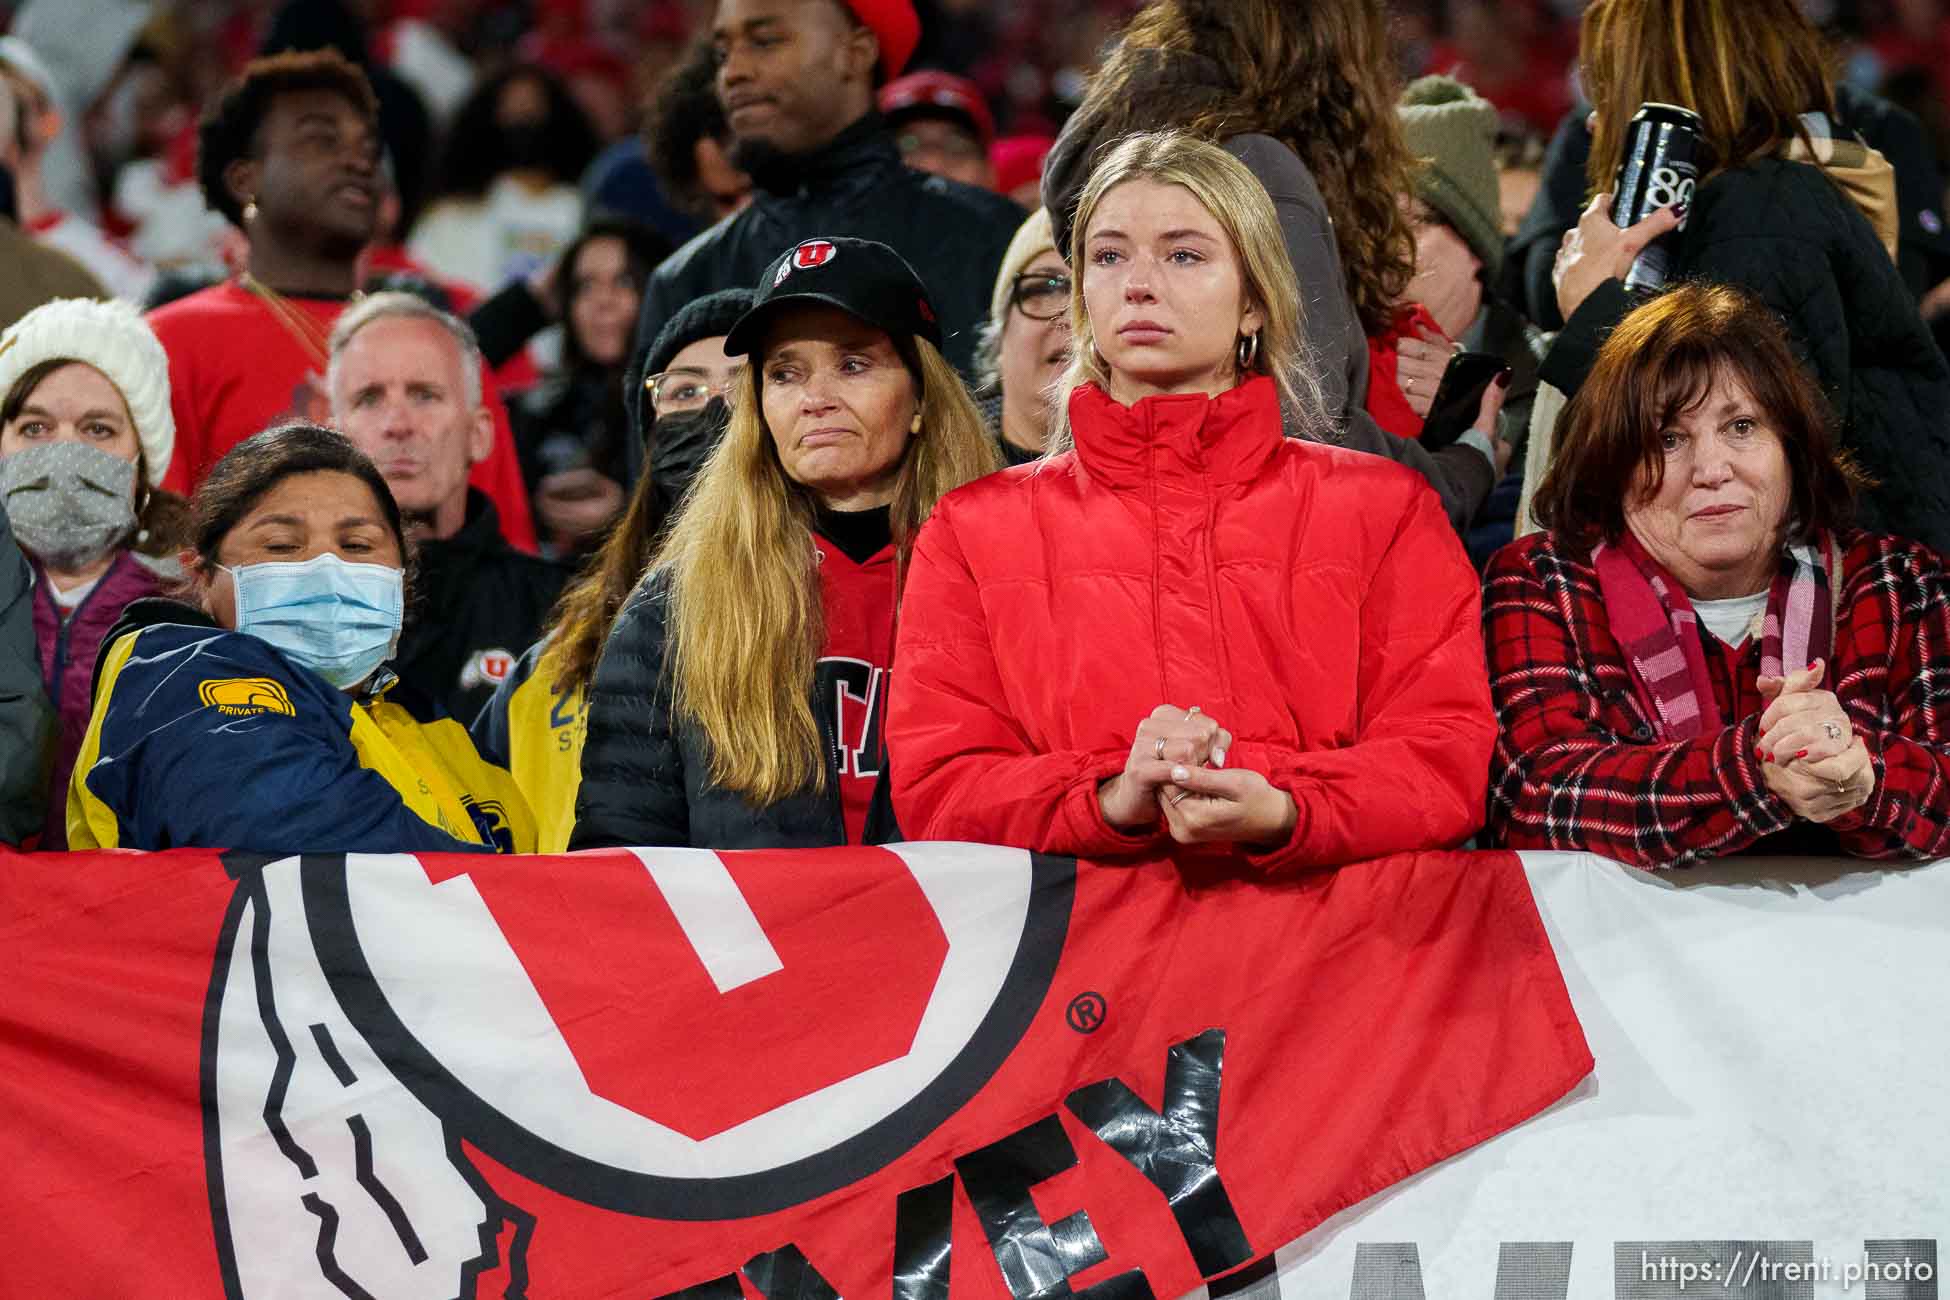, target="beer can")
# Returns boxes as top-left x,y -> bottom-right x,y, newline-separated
1610,102 -> 1702,294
